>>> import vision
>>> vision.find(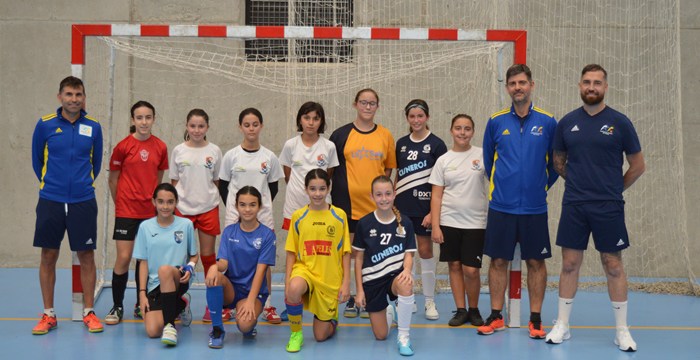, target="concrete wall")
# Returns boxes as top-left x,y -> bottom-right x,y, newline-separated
1,1 -> 697,280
